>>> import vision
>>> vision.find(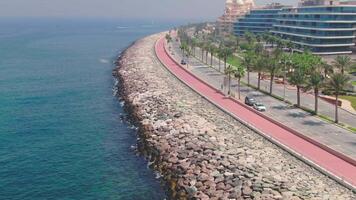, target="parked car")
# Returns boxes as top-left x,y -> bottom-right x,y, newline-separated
245,96 -> 256,106
181,59 -> 186,65
253,103 -> 266,112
